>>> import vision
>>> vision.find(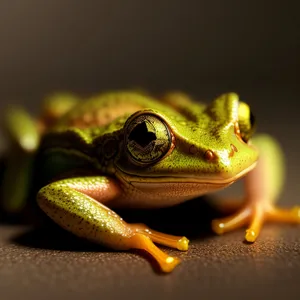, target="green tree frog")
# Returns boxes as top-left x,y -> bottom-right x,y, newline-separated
1,91 -> 299,273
